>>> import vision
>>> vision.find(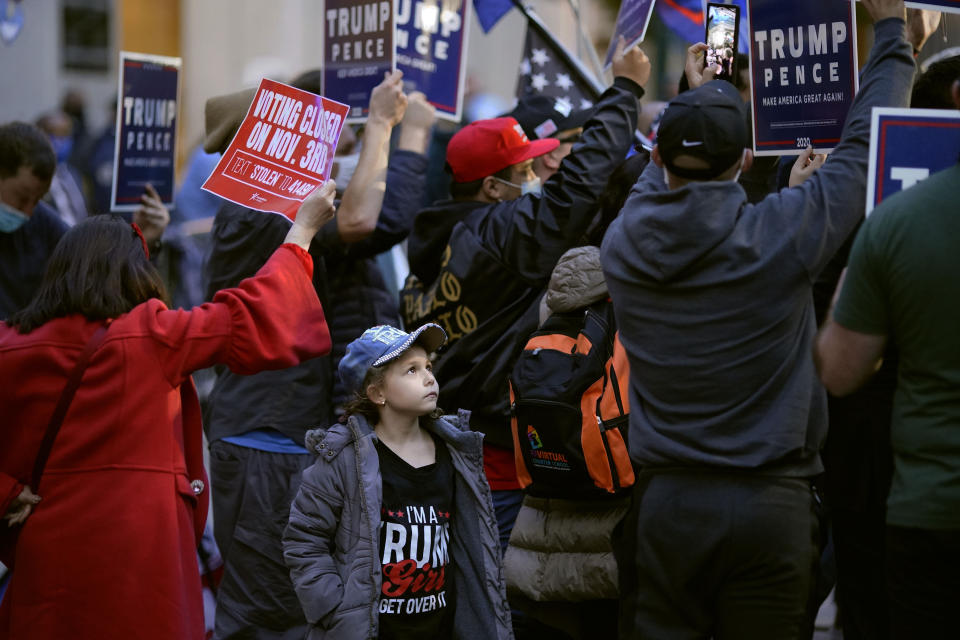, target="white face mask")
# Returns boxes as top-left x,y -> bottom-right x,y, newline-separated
332,152 -> 360,189
494,176 -> 542,197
